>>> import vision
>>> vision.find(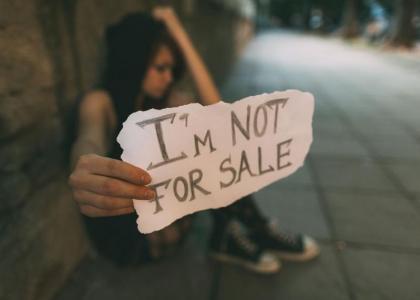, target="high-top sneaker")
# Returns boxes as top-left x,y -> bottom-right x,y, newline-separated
250,222 -> 320,262
209,221 -> 281,274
